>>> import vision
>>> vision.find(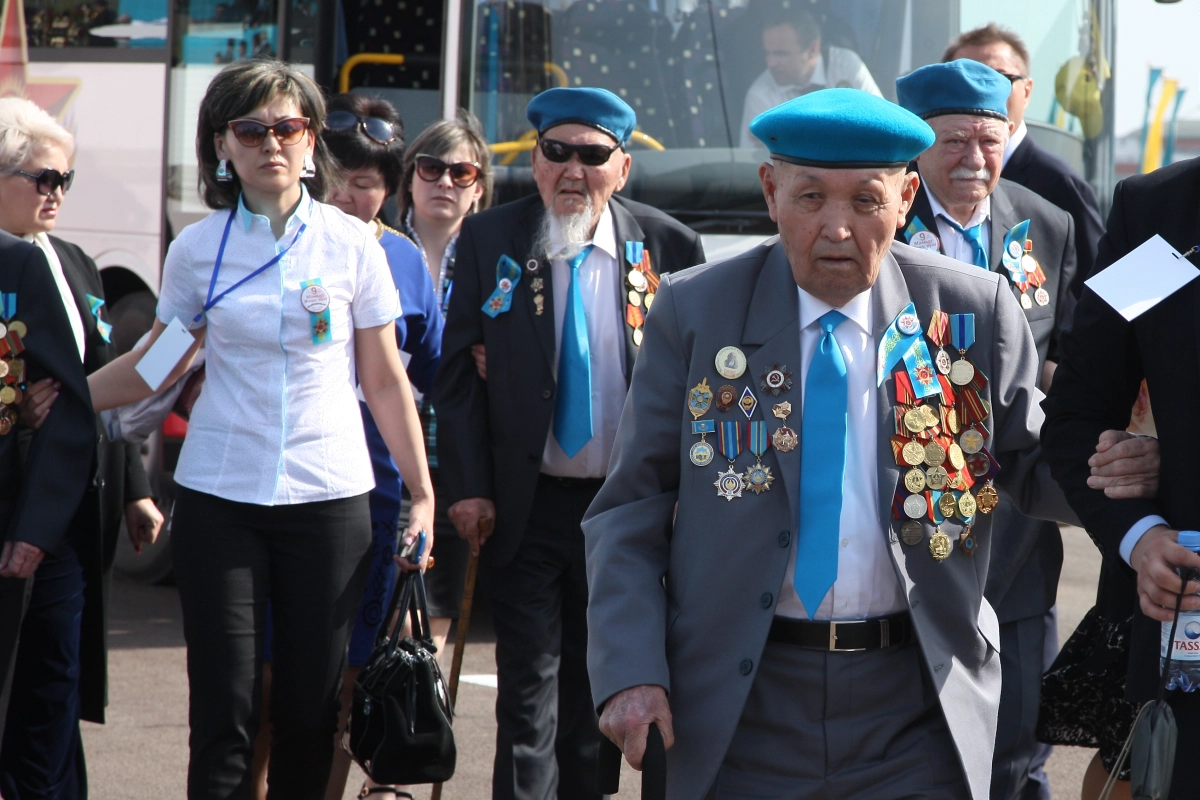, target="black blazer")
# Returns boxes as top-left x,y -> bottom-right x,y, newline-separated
1002,134 -> 1105,292
1042,156 -> 1200,701
50,236 -> 152,723
899,178 -> 1077,622
434,194 -> 705,567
